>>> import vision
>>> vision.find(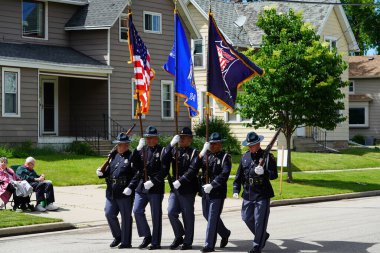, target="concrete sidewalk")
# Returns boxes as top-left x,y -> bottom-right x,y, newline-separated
1,184 -> 380,237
